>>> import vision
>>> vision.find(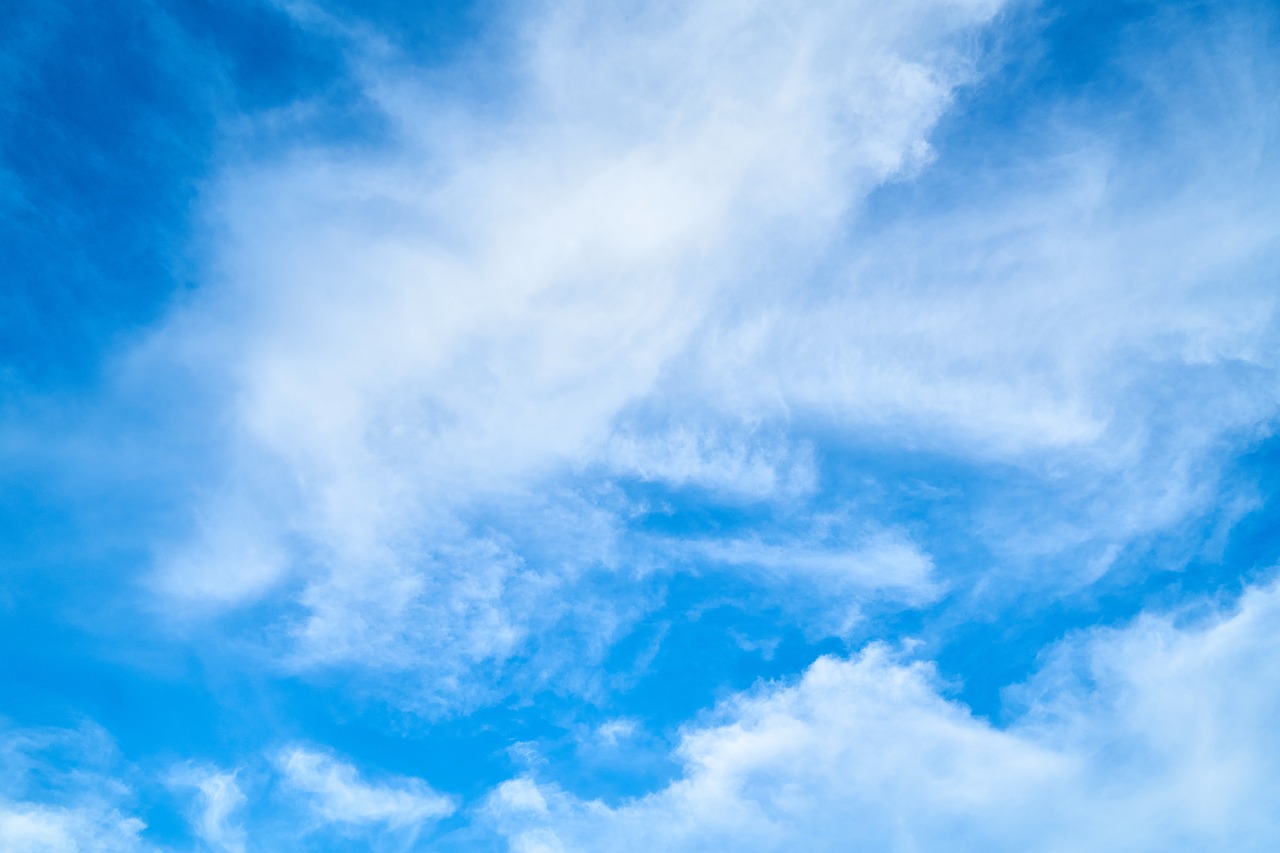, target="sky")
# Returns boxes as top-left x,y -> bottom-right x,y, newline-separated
1,0 -> 1279,849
